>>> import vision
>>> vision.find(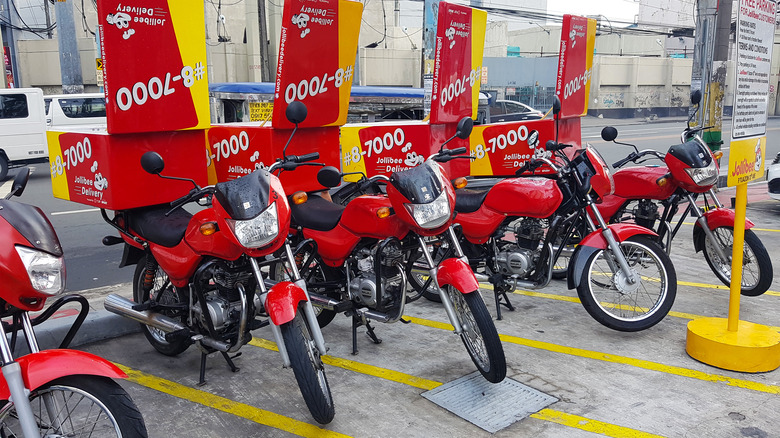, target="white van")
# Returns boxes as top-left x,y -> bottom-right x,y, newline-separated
0,88 -> 48,180
44,93 -> 107,131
